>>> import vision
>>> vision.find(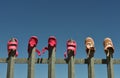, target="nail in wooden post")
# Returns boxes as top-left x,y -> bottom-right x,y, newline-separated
27,47 -> 36,78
